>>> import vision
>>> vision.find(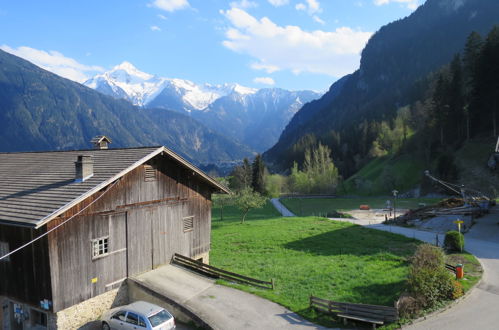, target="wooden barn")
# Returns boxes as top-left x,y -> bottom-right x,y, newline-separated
0,142 -> 228,329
